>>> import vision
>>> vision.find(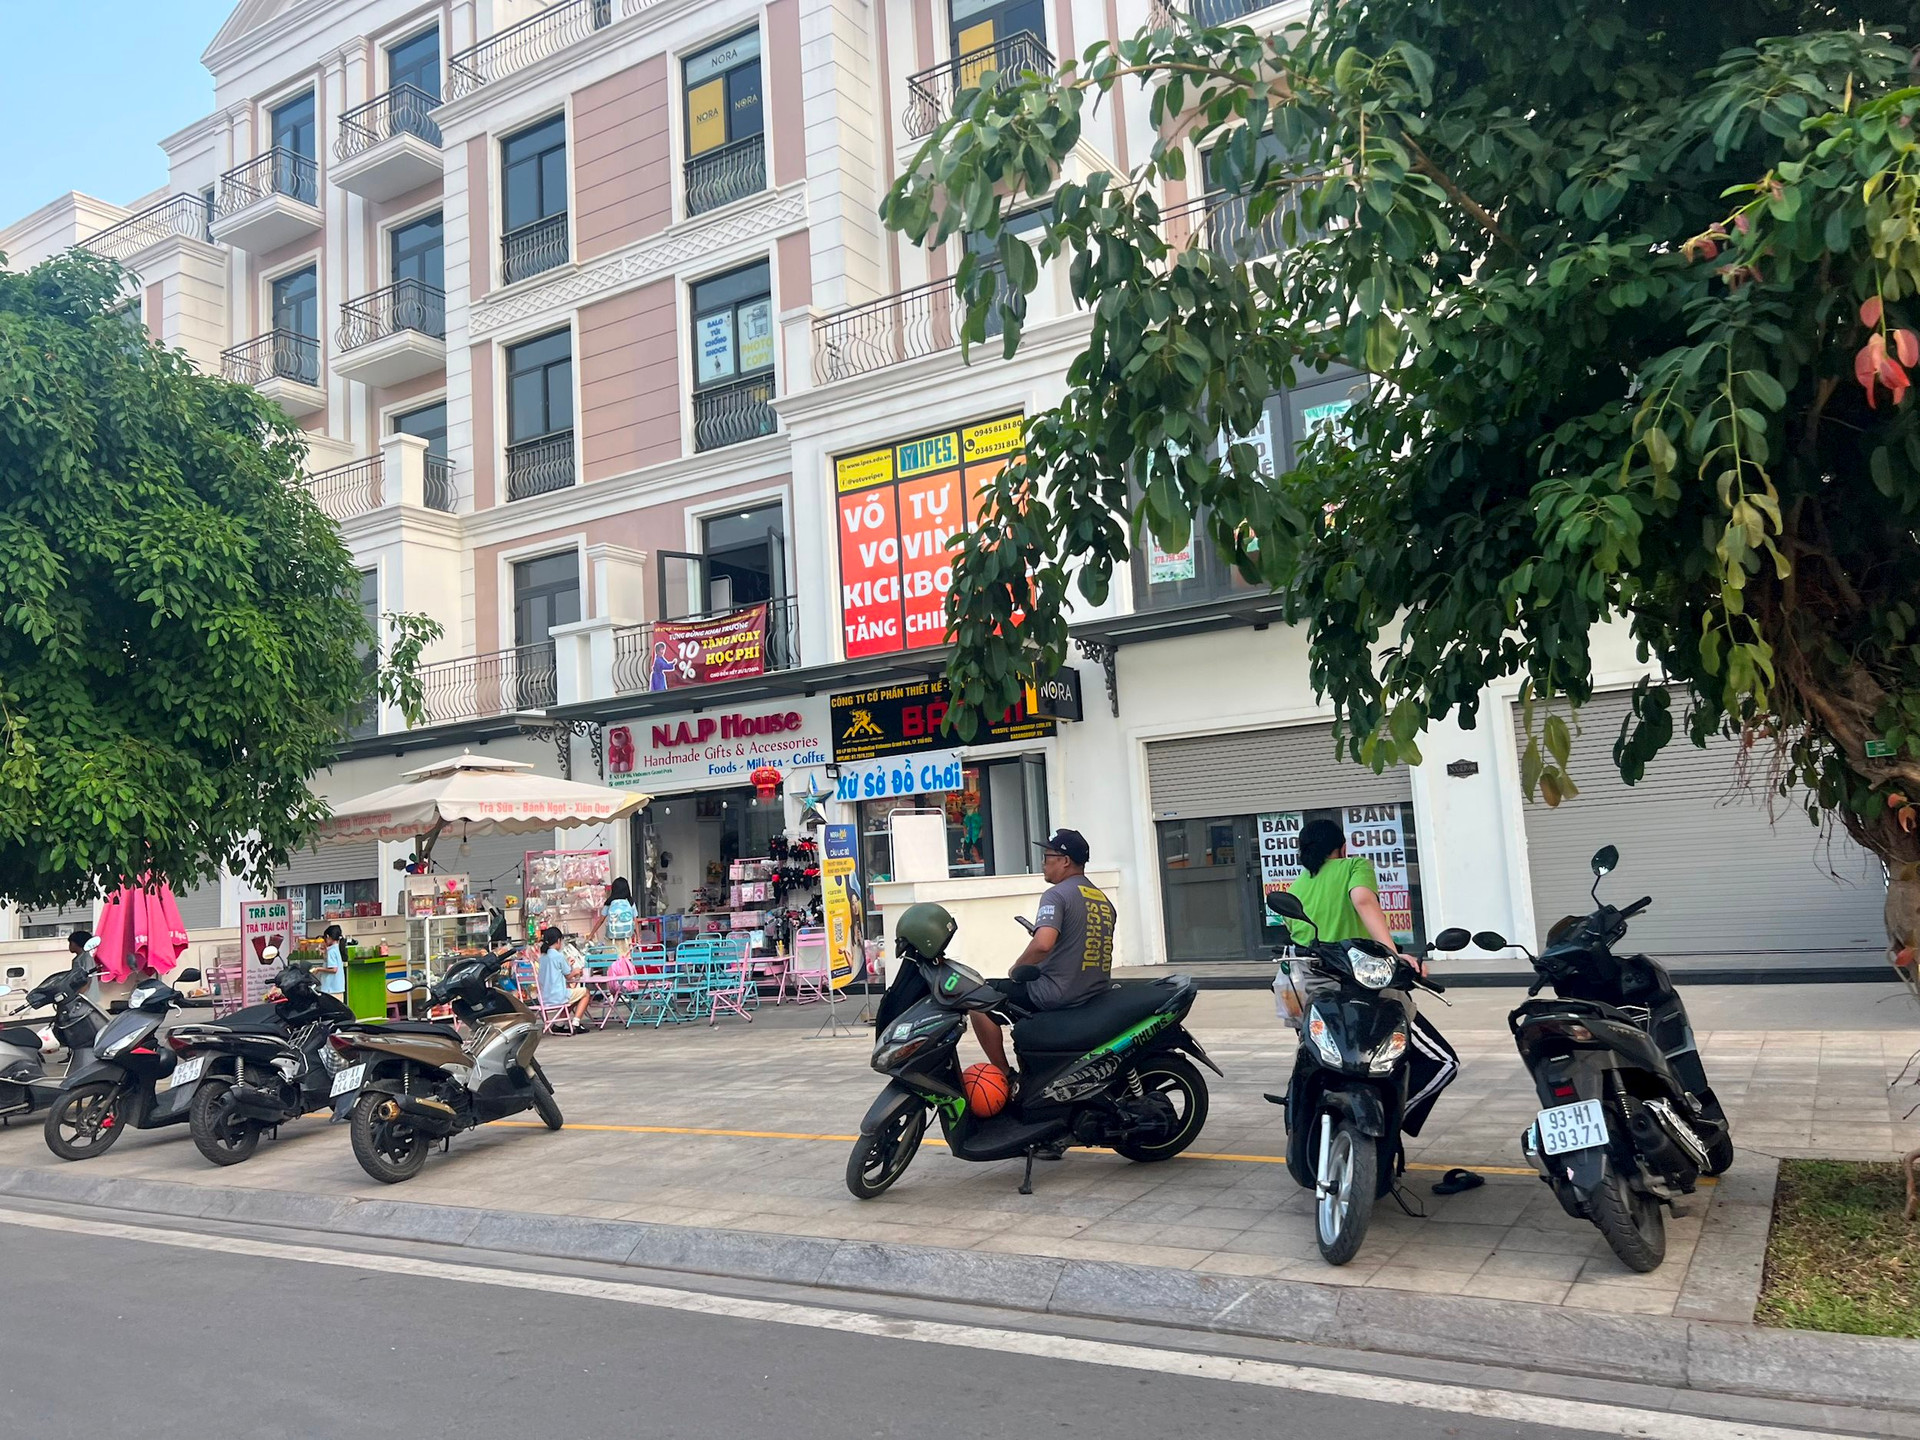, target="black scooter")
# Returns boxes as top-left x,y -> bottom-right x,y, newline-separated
1455,844 -> 1733,1272
167,951 -> 359,1166
0,940 -> 109,1124
1264,890 -> 1457,1264
42,966 -> 208,1161
848,912 -> 1220,1198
